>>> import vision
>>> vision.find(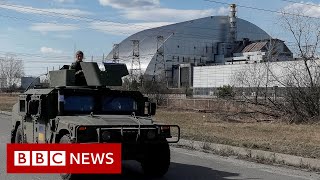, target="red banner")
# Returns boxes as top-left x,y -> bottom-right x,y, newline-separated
7,143 -> 122,174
